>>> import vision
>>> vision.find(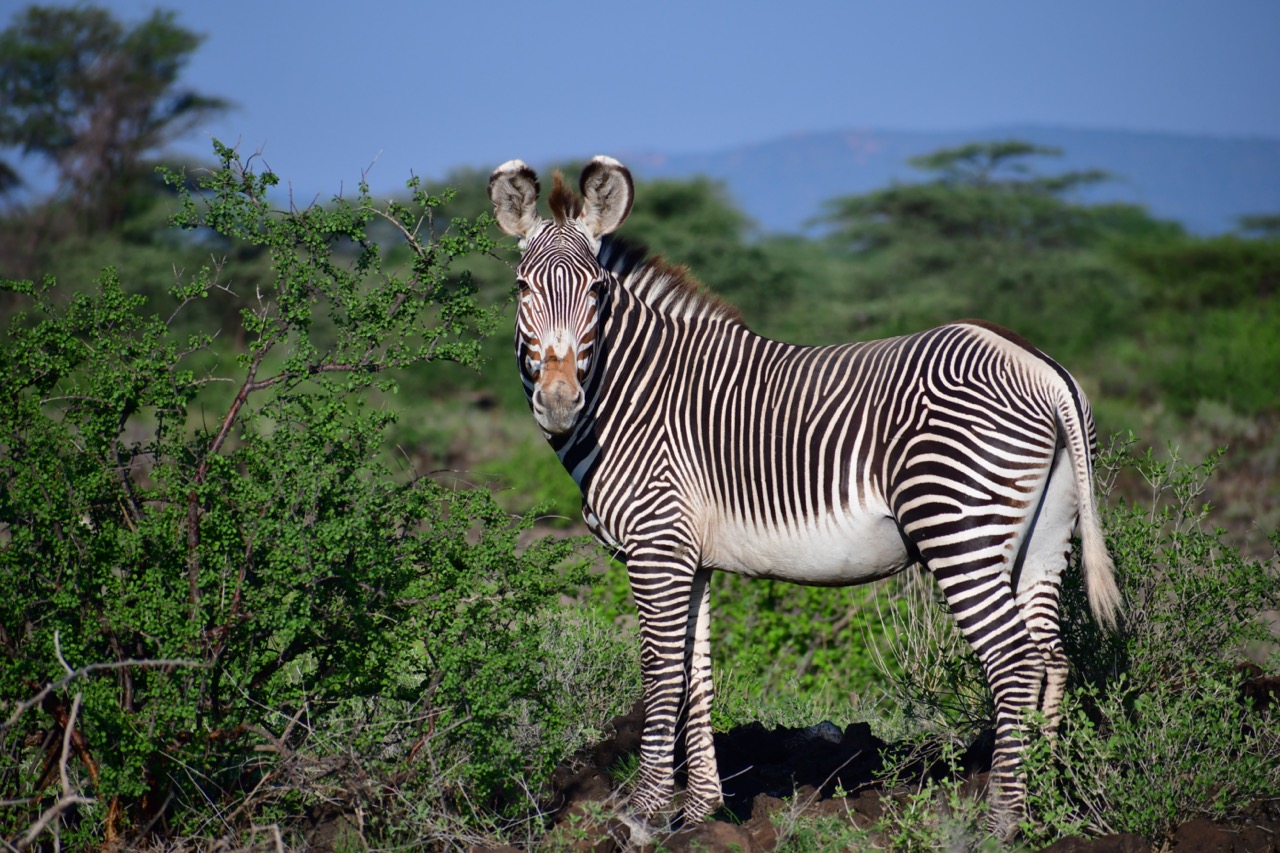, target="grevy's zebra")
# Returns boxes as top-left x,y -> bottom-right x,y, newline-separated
488,156 -> 1121,836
